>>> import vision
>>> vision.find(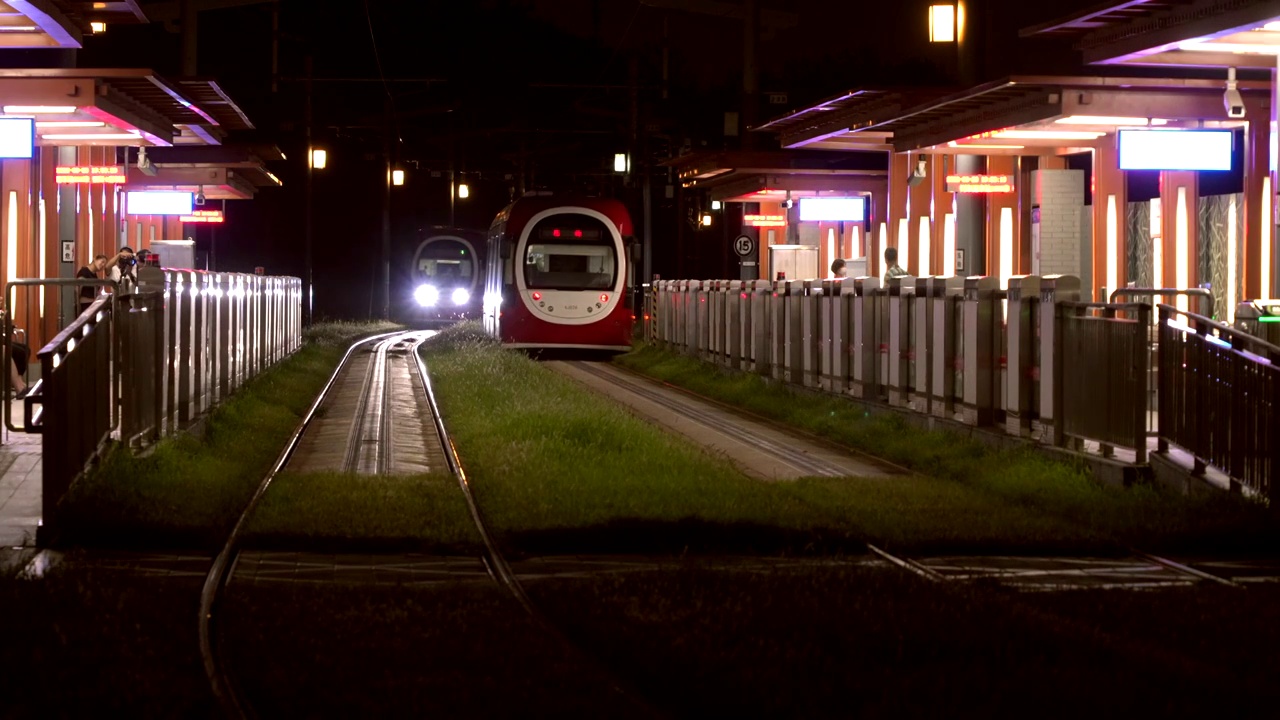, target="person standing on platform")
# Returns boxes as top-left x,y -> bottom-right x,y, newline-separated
76,254 -> 109,314
108,246 -> 138,295
831,258 -> 848,278
882,246 -> 907,286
